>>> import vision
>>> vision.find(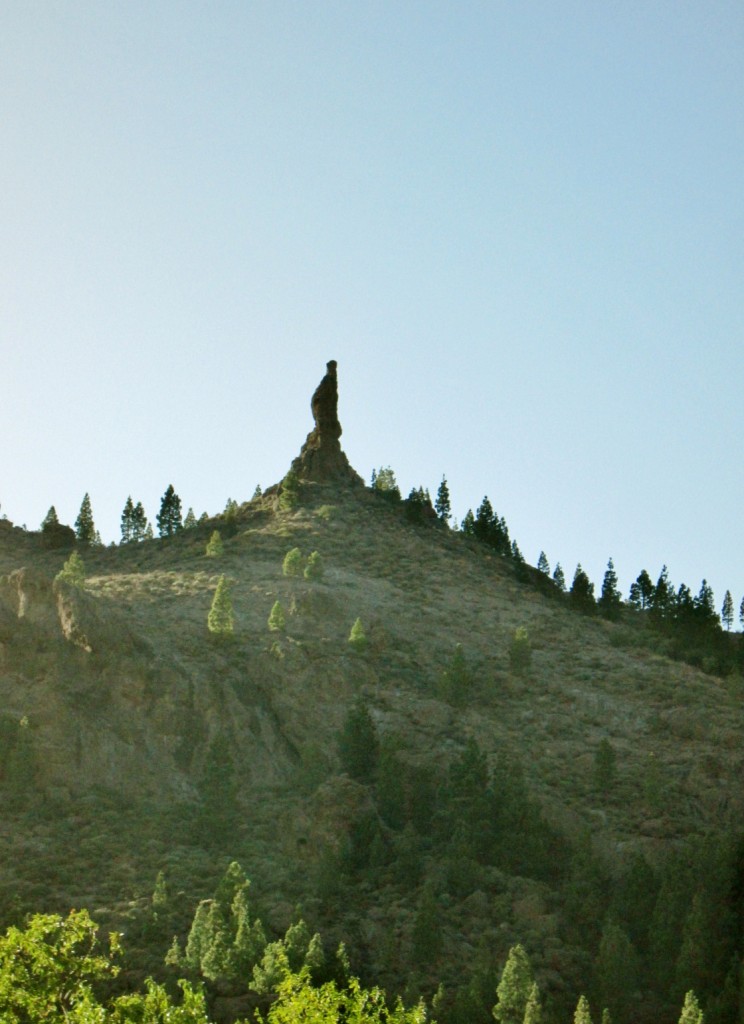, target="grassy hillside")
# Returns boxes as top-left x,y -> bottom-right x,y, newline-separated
0,477 -> 742,1024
